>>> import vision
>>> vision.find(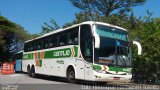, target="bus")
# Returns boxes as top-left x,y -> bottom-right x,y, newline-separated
22,21 -> 142,83
13,51 -> 23,72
